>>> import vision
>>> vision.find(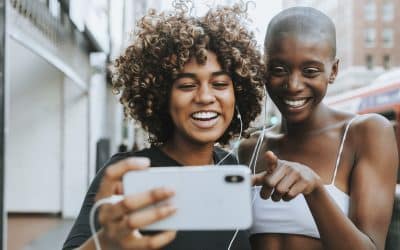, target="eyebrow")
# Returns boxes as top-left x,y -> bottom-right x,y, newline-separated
268,59 -> 325,67
302,60 -> 325,65
174,71 -> 230,80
